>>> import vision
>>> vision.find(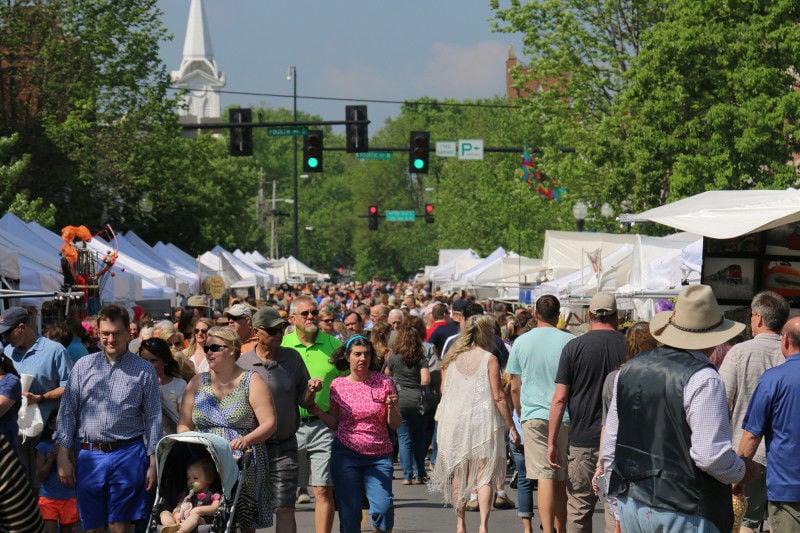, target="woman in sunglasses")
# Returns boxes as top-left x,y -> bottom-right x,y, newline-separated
184,317 -> 213,373
308,336 -> 401,533
177,326 -> 277,531
138,338 -> 186,436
